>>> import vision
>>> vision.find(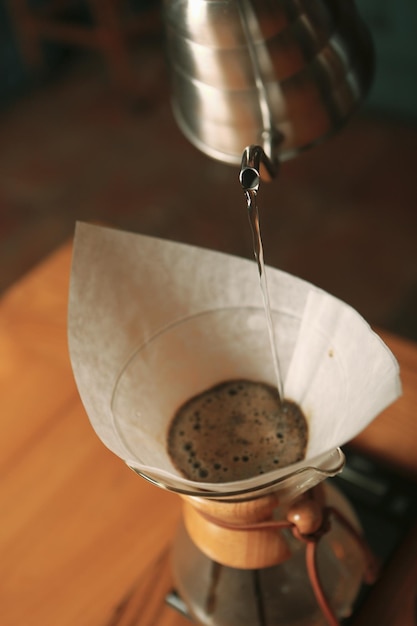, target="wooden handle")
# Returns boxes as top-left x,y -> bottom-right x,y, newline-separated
181,493 -> 291,569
